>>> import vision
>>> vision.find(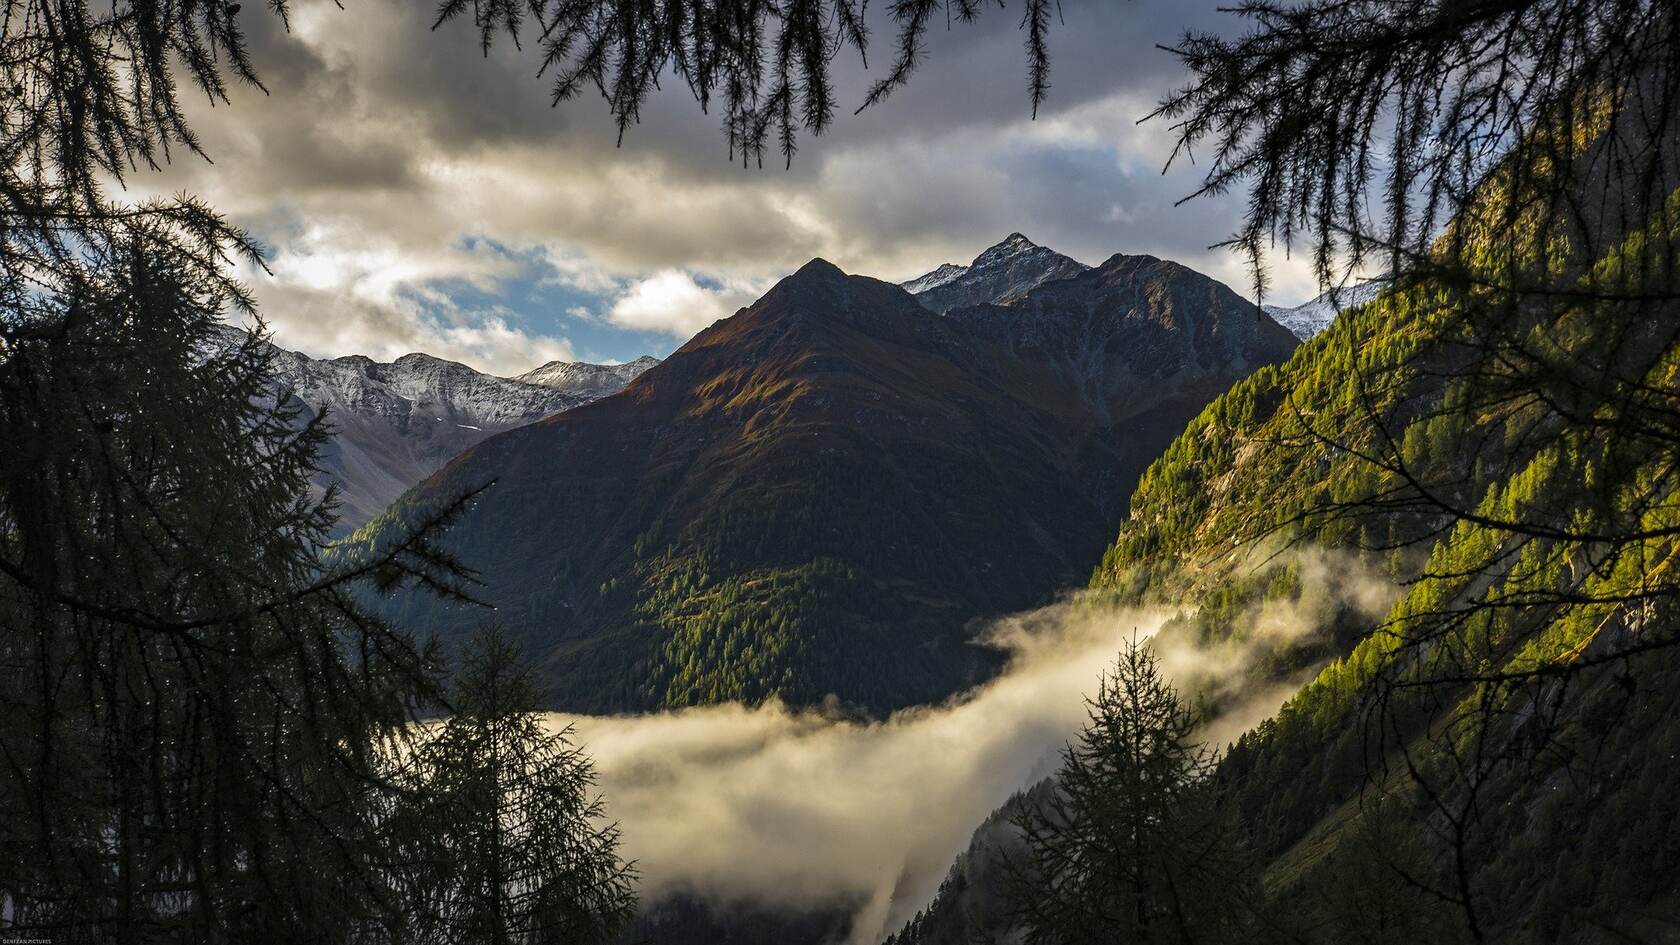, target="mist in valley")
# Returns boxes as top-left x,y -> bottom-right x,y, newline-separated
553,549 -> 1397,943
